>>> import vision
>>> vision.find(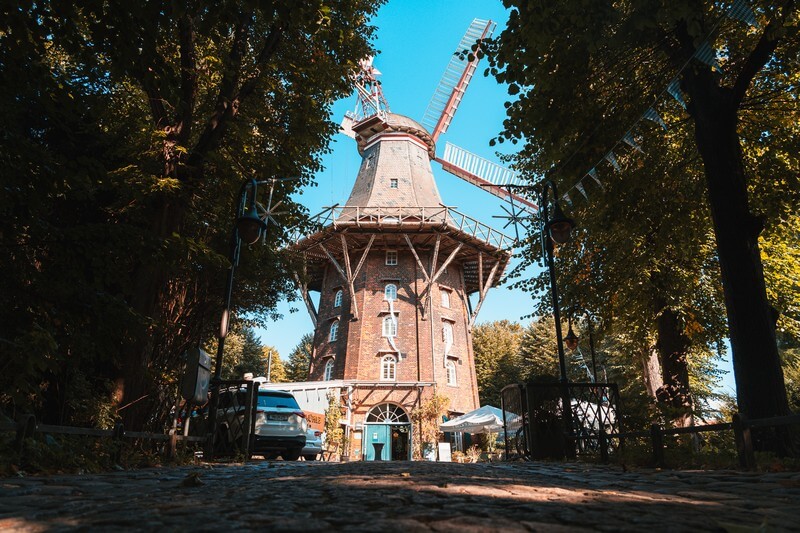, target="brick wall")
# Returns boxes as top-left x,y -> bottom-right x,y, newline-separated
308,242 -> 480,416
